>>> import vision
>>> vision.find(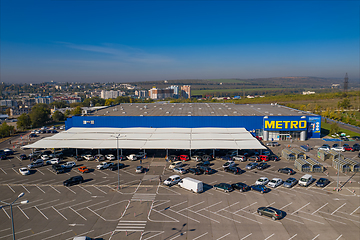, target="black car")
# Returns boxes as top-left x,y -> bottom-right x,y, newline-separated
0,154 -> 7,160
352,136 -> 360,141
169,155 -> 179,161
109,163 -> 125,171
197,165 -> 213,174
269,155 -> 279,161
214,183 -> 233,193
196,161 -> 211,167
257,162 -> 269,170
278,168 -> 295,175
315,178 -> 330,187
188,168 -> 202,175
231,182 -> 250,192
52,164 -> 65,174
353,144 -> 360,151
202,155 -> 212,161
250,184 -> 270,193
19,154 -> 28,160
257,207 -> 283,220
63,176 -> 84,186
224,166 -> 242,174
